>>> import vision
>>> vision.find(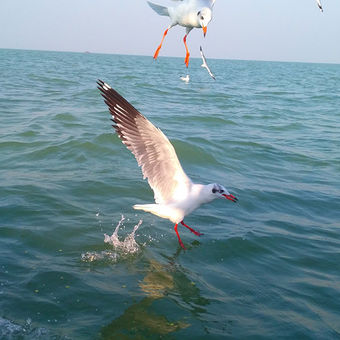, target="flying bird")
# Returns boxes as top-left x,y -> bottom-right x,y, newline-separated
97,80 -> 237,249
147,0 -> 215,67
200,46 -> 215,80
315,0 -> 323,12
